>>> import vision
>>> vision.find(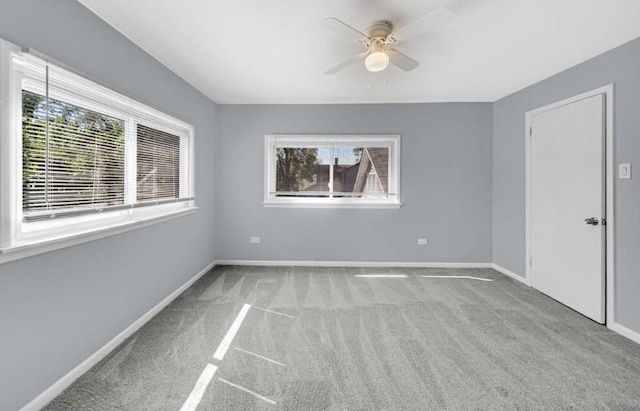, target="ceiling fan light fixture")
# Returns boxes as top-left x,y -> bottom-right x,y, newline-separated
365,51 -> 389,72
